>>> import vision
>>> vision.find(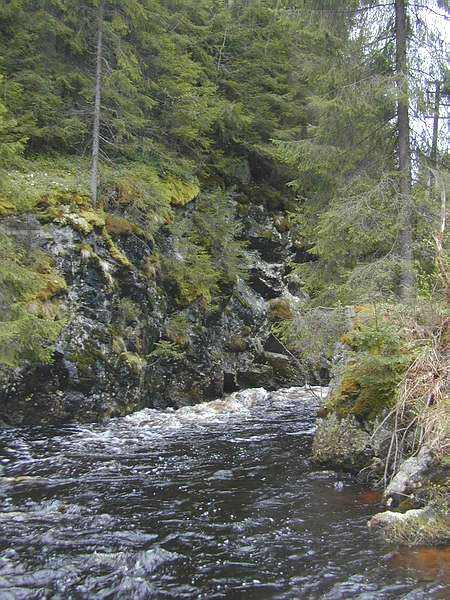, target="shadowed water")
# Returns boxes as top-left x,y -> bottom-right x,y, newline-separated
0,387 -> 448,599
